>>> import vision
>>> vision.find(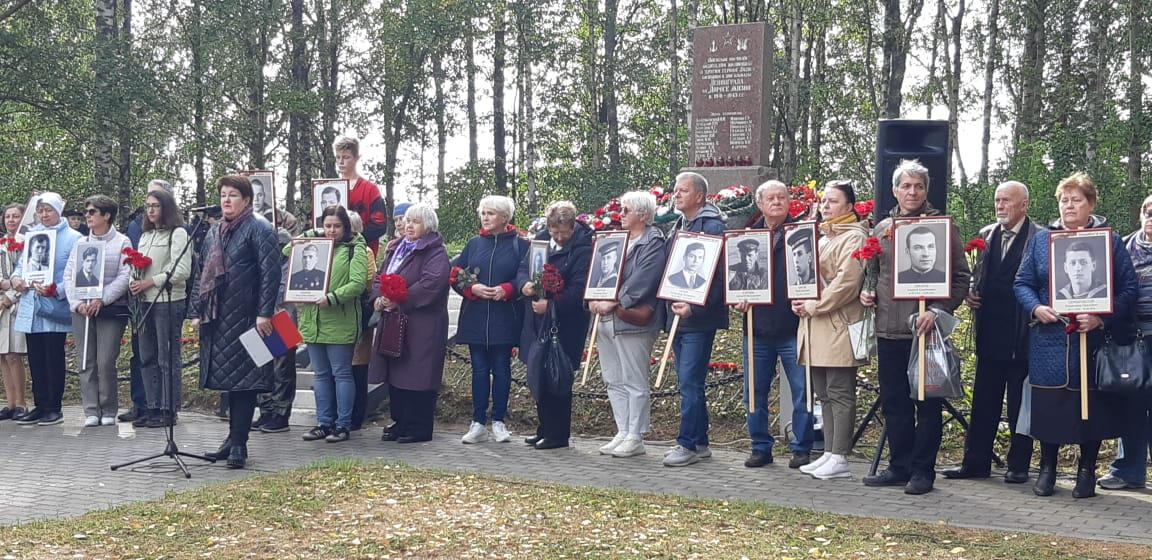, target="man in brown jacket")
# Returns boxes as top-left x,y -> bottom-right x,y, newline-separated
860,159 -> 970,495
